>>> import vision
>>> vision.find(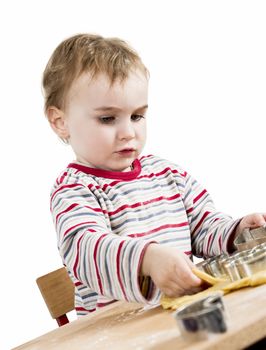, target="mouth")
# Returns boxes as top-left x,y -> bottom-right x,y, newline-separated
116,148 -> 136,156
